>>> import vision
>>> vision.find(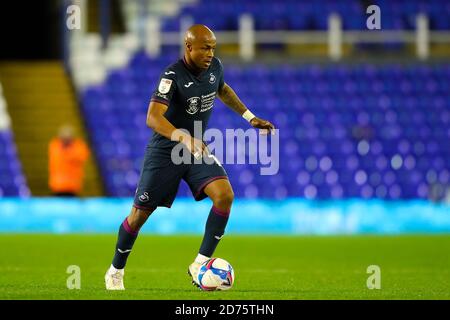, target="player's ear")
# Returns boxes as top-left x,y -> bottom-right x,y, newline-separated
186,42 -> 192,52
